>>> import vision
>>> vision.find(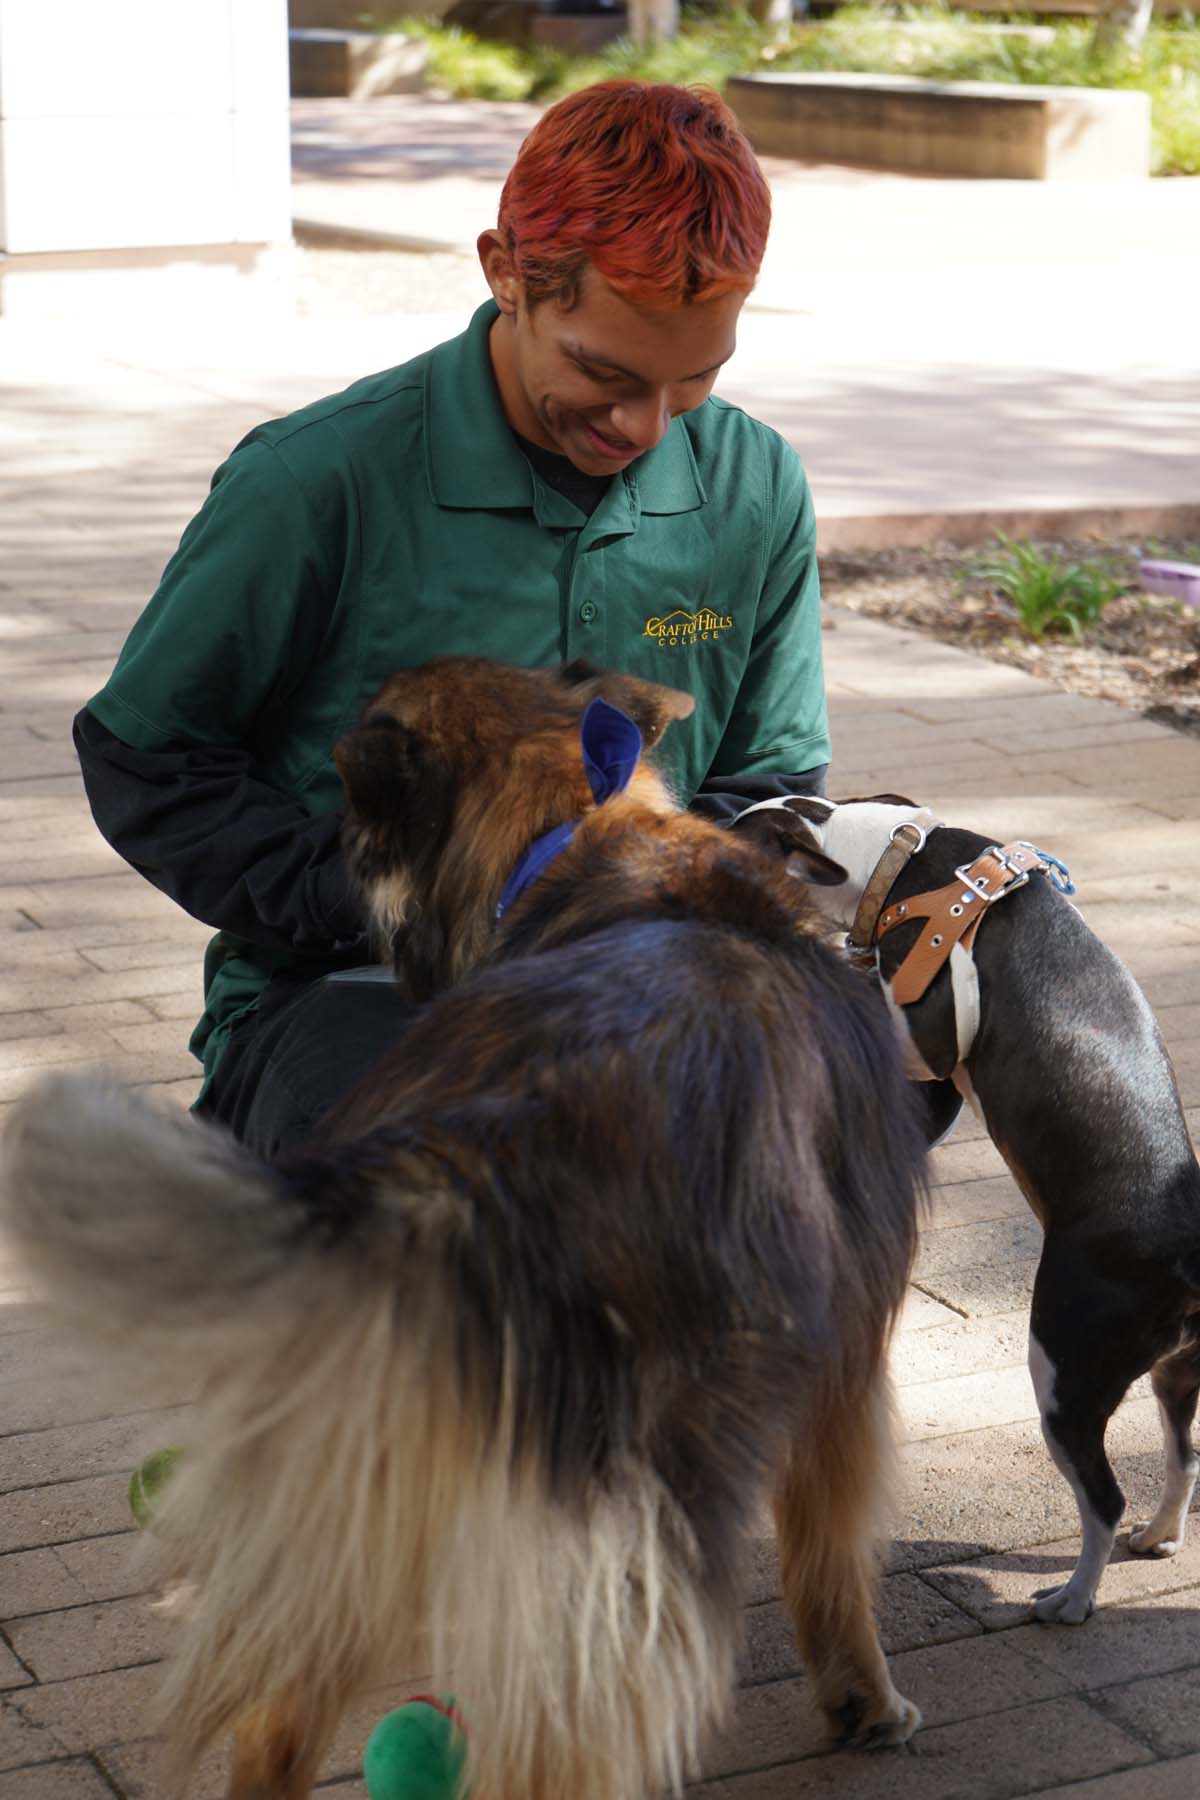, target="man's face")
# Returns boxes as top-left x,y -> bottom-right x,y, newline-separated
480,242 -> 746,478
